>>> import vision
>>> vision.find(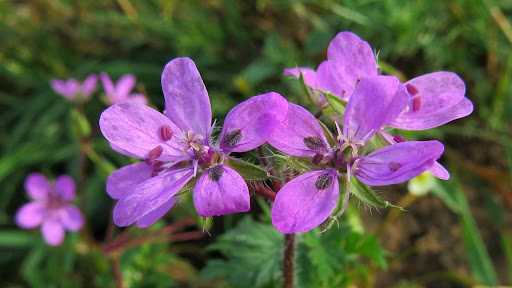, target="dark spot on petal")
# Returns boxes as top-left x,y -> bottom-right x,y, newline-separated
222,129 -> 242,147
146,145 -> 163,164
388,162 -> 402,172
412,96 -> 421,112
315,173 -> 333,190
159,125 -> 173,141
303,136 -> 325,151
208,165 -> 224,182
406,83 -> 419,95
